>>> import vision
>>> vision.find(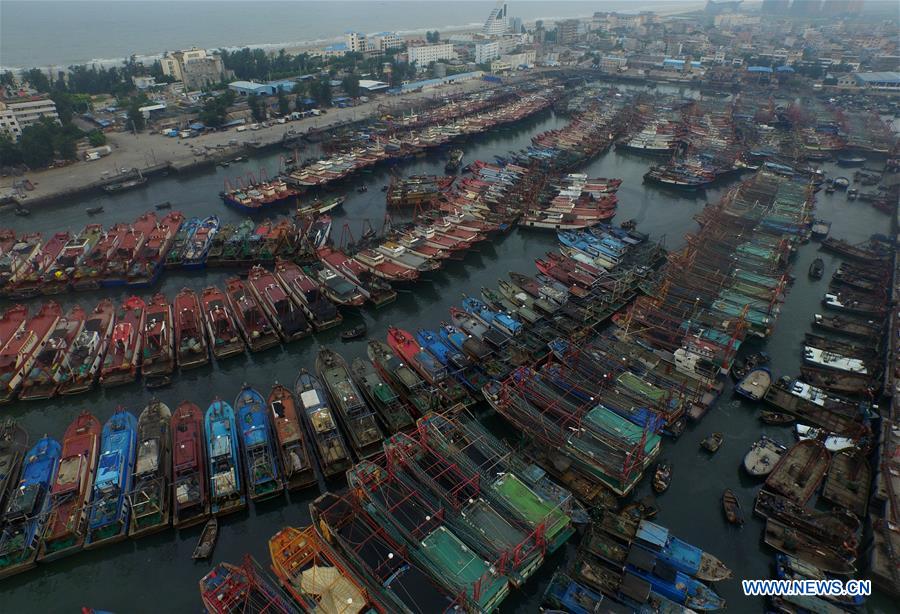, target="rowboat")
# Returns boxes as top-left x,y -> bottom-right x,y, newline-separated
722,489 -> 743,525
191,517 -> 218,560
